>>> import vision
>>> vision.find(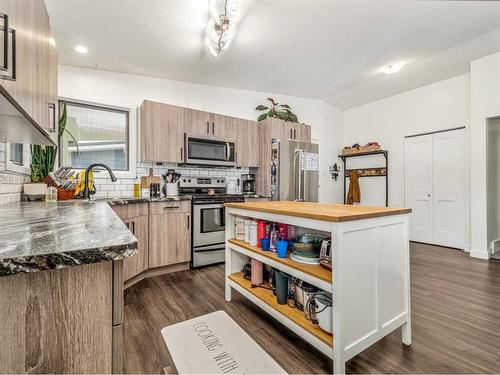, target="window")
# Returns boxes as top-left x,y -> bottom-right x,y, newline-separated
59,100 -> 129,171
9,143 -> 23,165
5,142 -> 30,174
